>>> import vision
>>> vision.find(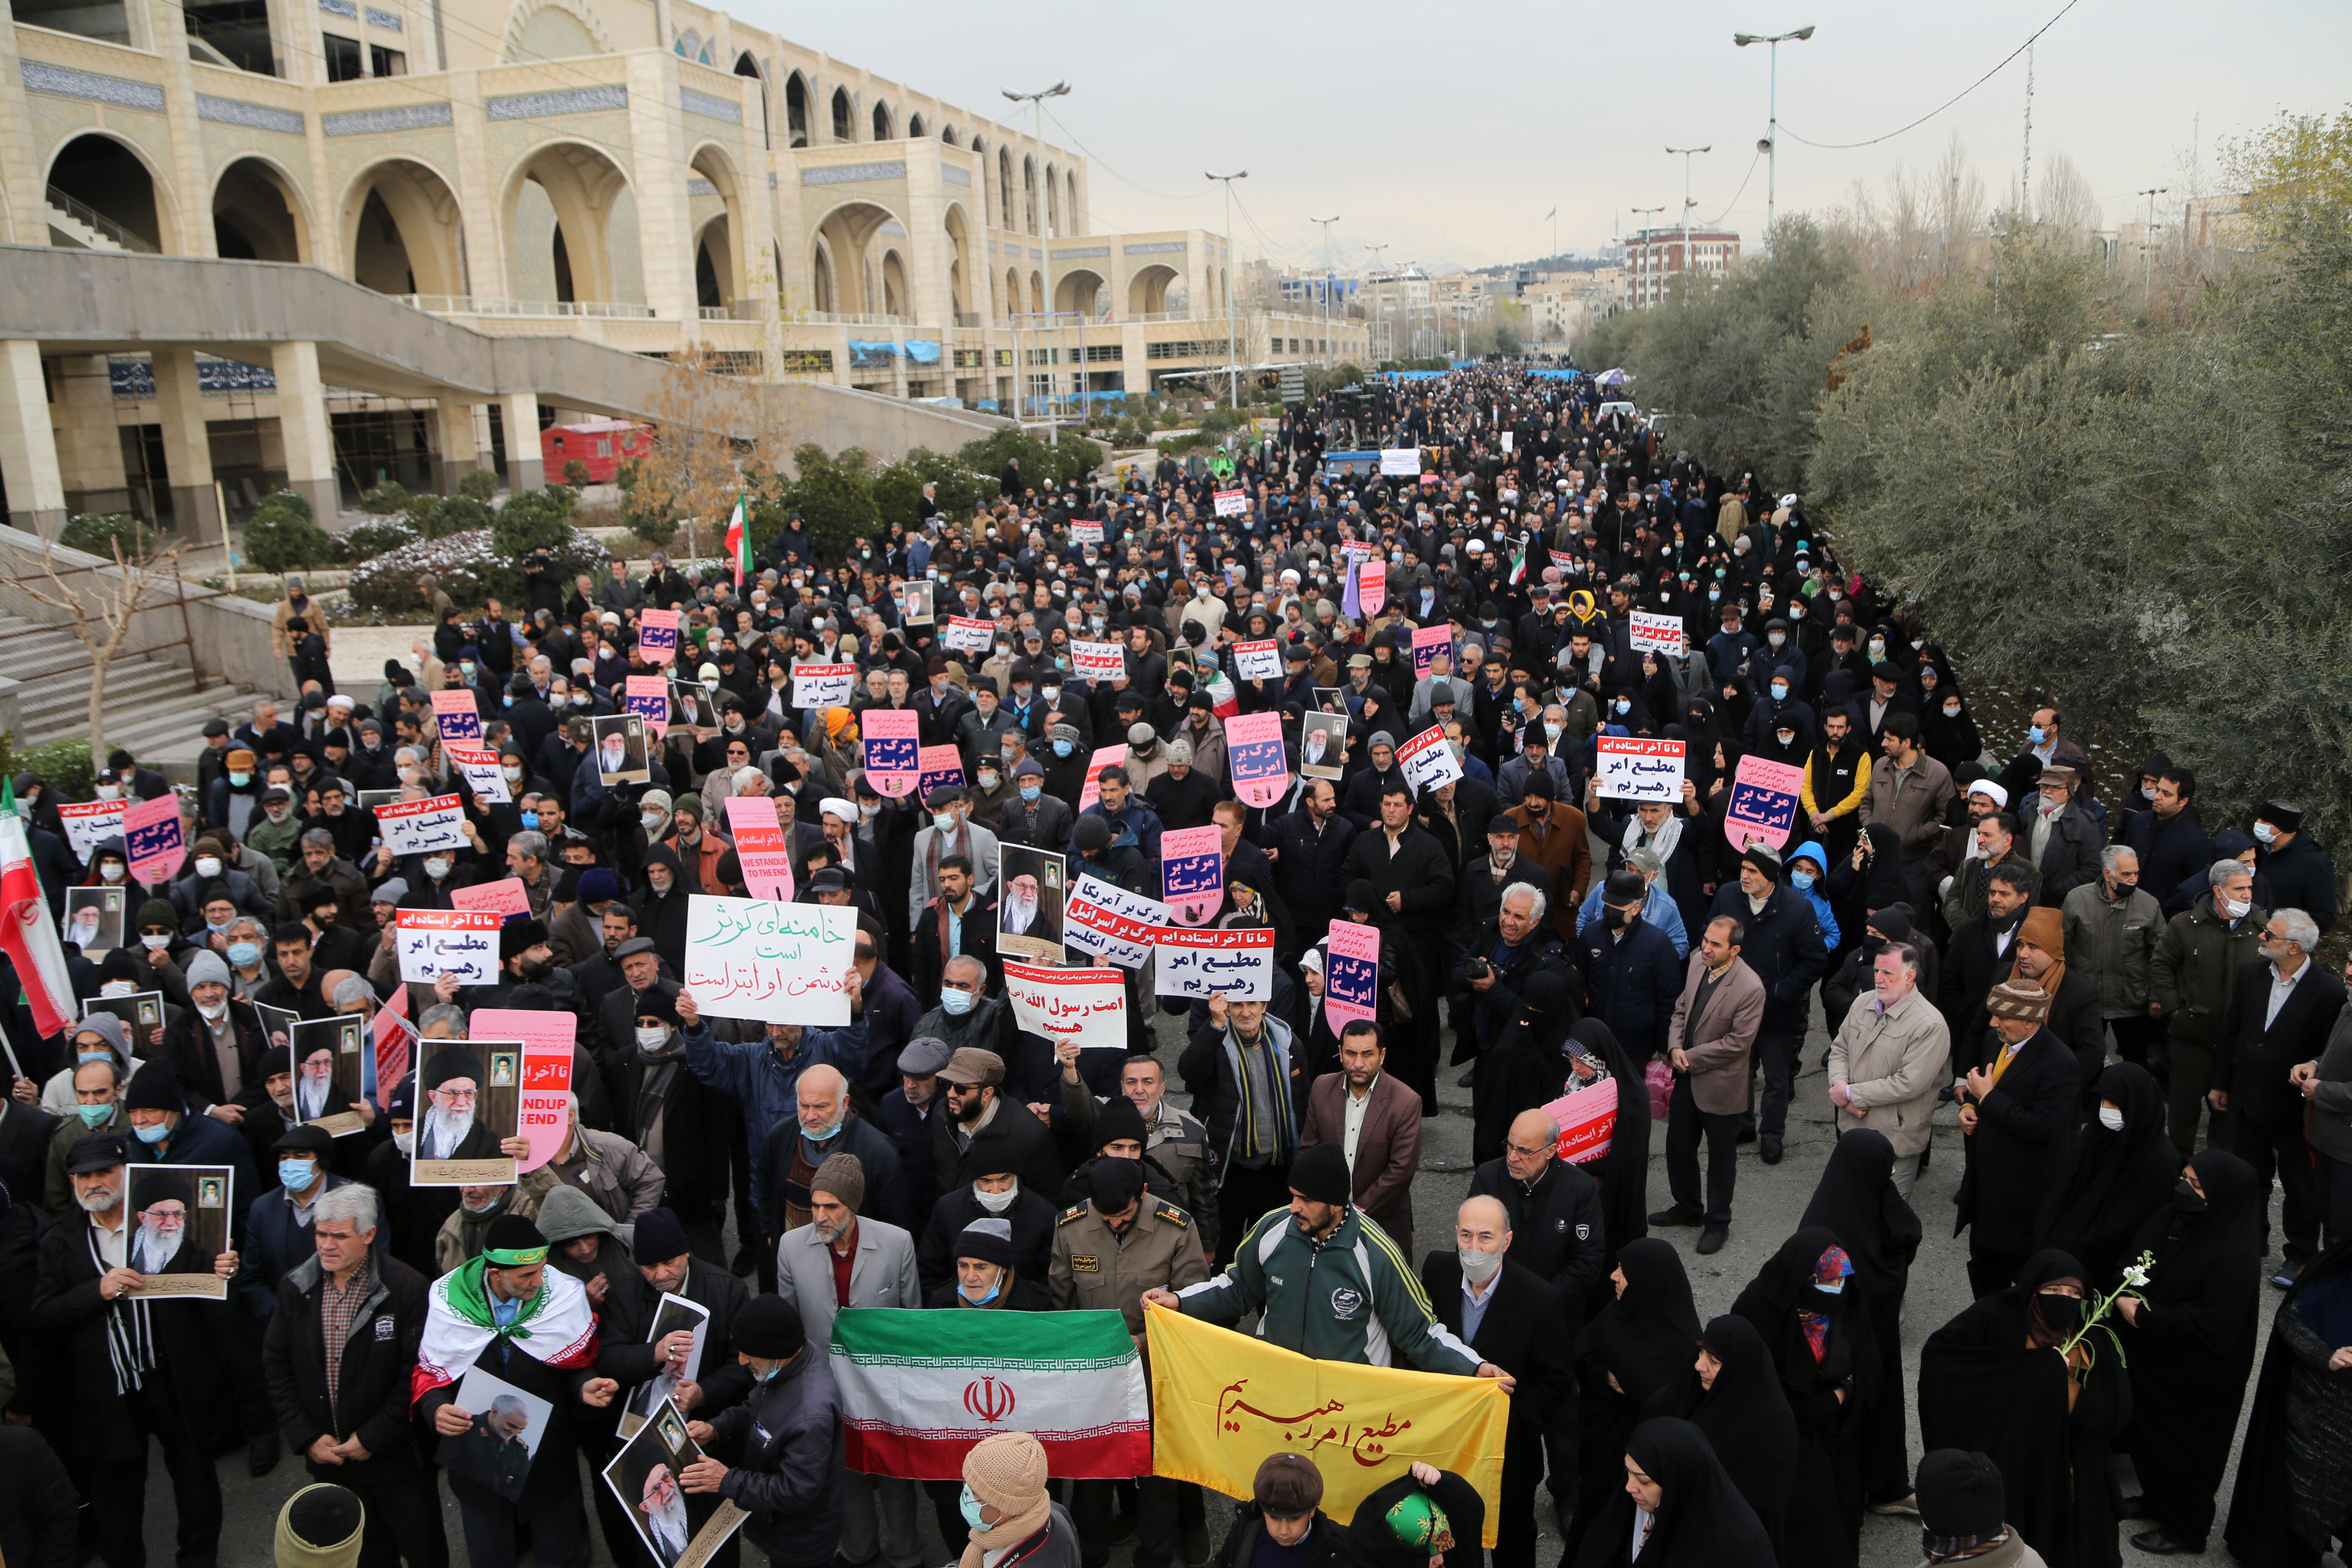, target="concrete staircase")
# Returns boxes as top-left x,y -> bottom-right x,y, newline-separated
46,204 -> 126,253
0,612 -> 272,775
